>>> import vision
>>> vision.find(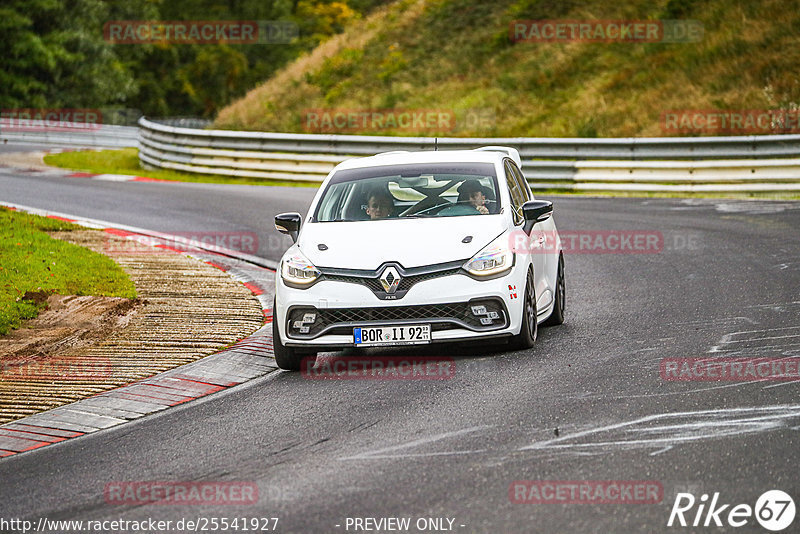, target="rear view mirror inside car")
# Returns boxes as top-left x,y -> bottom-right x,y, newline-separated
398,175 -> 429,187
